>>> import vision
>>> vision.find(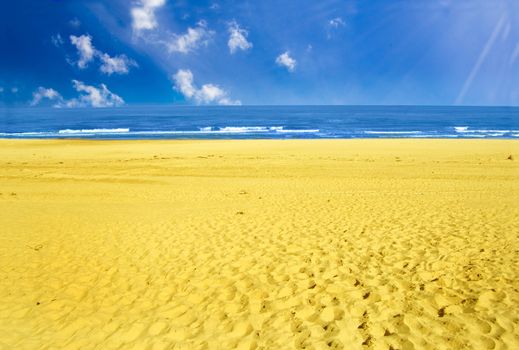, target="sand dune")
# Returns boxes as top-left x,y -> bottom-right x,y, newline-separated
0,139 -> 518,349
